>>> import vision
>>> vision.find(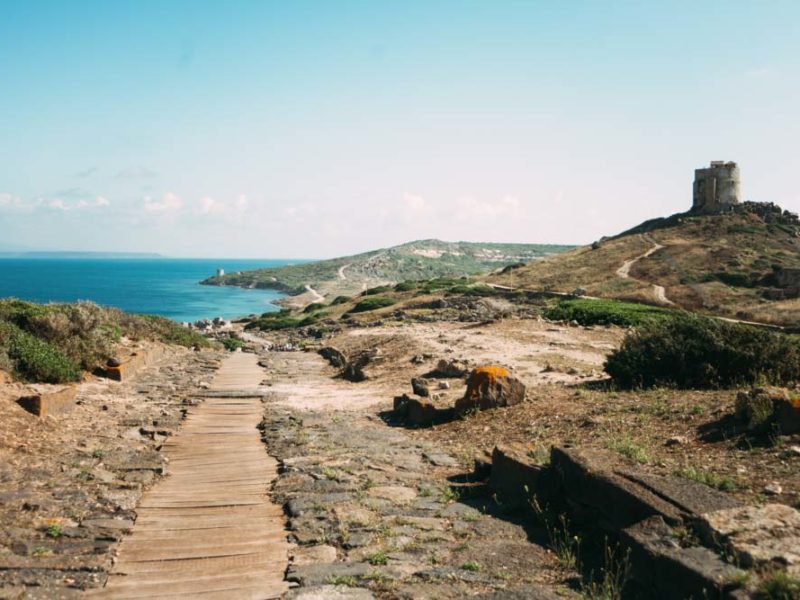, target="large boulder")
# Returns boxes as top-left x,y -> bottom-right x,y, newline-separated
735,387 -> 800,434
454,366 -> 526,417
341,348 -> 380,382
